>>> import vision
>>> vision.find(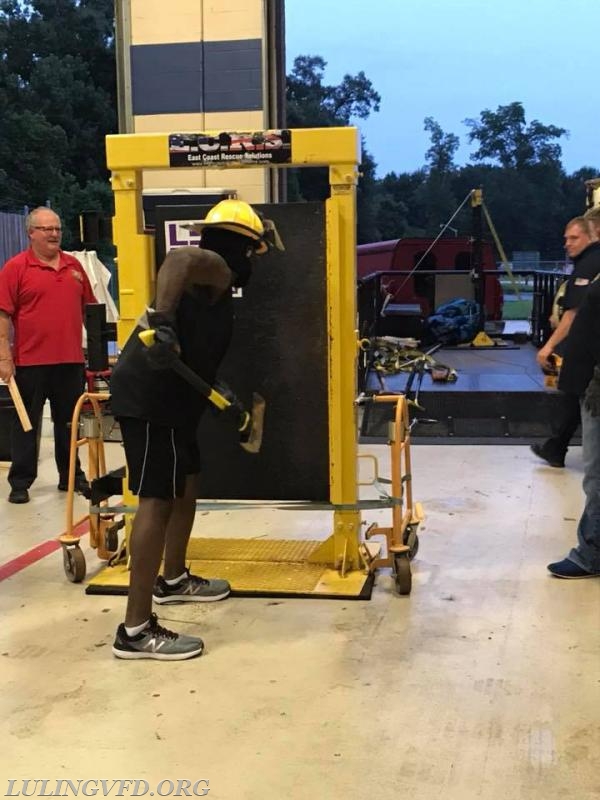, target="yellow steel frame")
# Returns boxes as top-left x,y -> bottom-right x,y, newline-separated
106,128 -> 364,574
585,177 -> 600,208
